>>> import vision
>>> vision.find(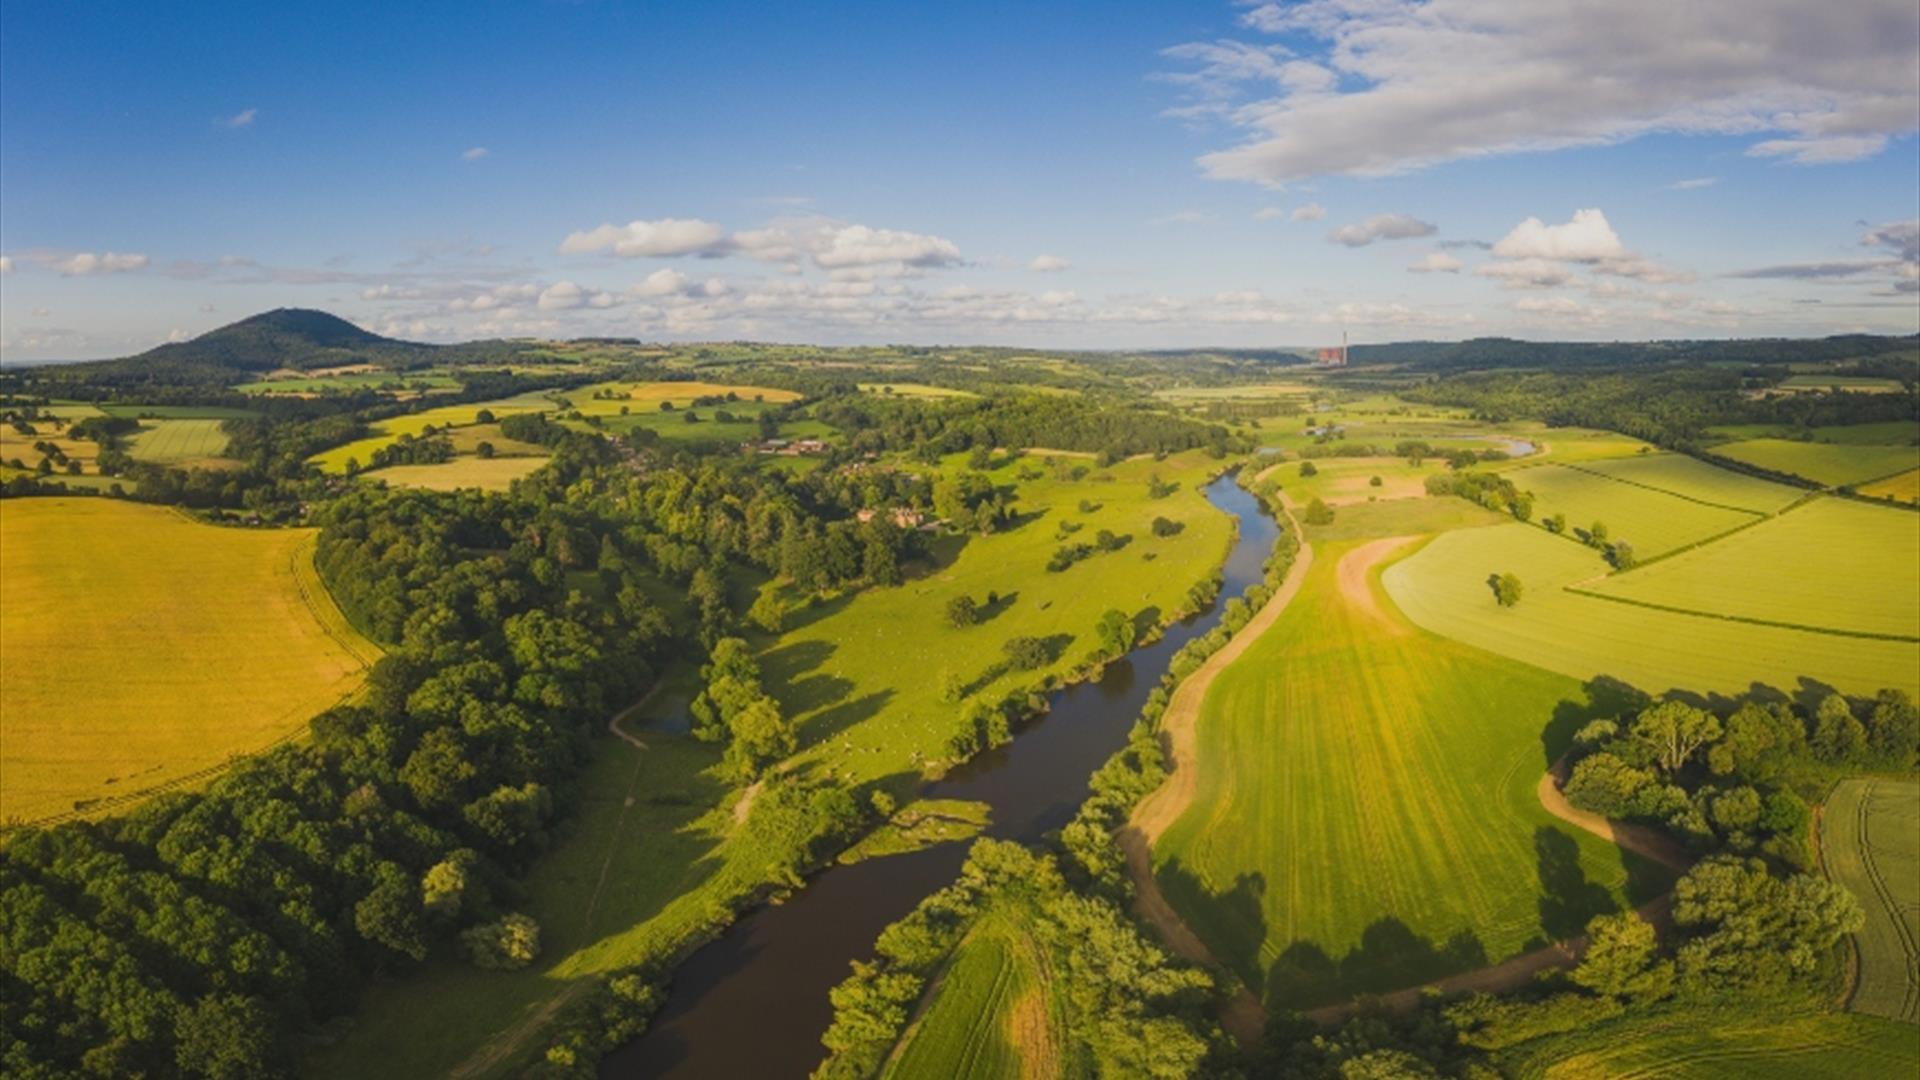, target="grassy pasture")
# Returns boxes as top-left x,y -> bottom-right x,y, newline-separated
1708,420 -> 1920,446
1499,999 -> 1918,1079
1155,537 -> 1665,1011
1155,383 -> 1313,401
236,371 -> 461,395
858,382 -> 977,399
1778,374 -> 1905,393
363,456 -> 549,492
1564,452 -> 1803,513
1268,456 -> 1438,505
1822,778 -> 1919,1024
0,499 -> 378,825
1859,469 -> 1920,505
0,424 -> 100,470
1583,498 -> 1920,639
126,418 -> 232,464
882,909 -> 1073,1080
572,402 -> 834,446
96,403 -> 258,420
1384,523 -> 1920,696
0,466 -> 123,491
1506,463 -> 1762,557
1714,438 -> 1920,488
443,422 -> 548,457
308,391 -> 558,473
1300,495 -> 1508,542
563,380 -> 802,416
